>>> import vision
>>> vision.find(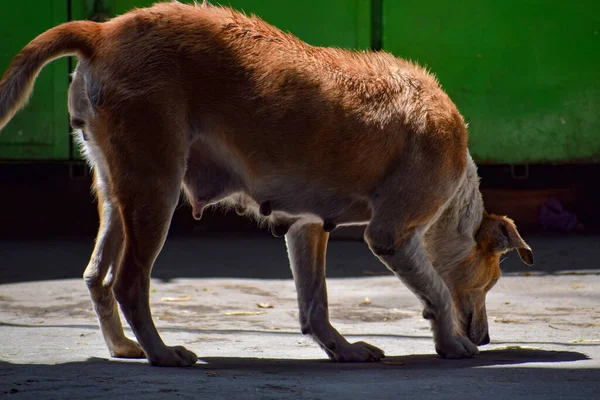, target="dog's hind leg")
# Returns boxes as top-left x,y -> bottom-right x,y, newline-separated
90,115 -> 197,366
84,169 -> 145,359
110,161 -> 197,366
285,223 -> 384,362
